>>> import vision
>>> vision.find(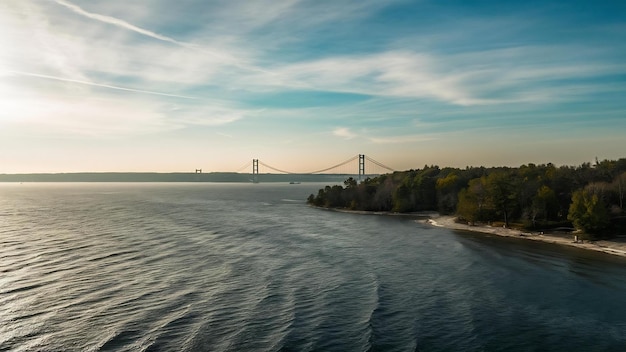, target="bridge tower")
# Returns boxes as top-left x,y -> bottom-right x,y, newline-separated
252,159 -> 259,183
358,154 -> 365,181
